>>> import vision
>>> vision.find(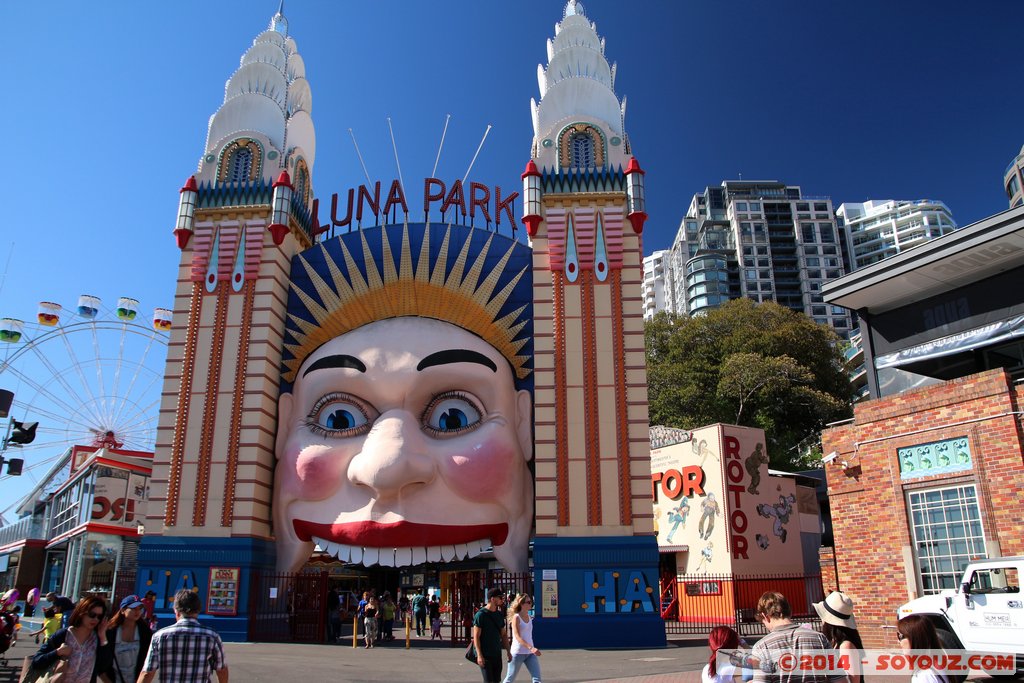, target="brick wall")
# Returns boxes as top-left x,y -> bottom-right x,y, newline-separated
821,369 -> 1024,647
818,546 -> 838,595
